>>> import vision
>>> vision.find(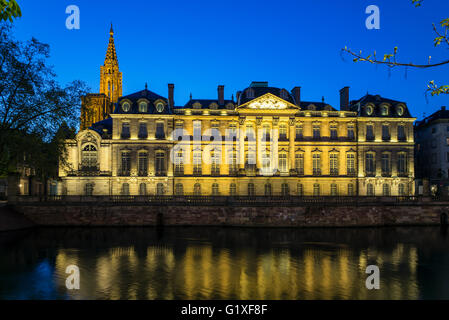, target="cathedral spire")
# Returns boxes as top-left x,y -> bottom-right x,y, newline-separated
99,24 -> 122,103
105,23 -> 118,65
